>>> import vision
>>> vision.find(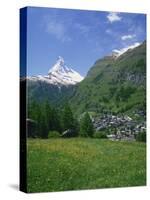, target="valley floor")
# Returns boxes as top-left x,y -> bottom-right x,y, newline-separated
27,138 -> 146,193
